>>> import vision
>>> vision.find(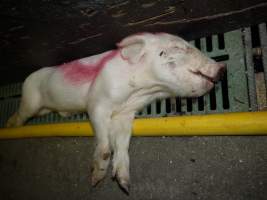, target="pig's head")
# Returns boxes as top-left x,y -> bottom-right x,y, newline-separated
117,32 -> 225,97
